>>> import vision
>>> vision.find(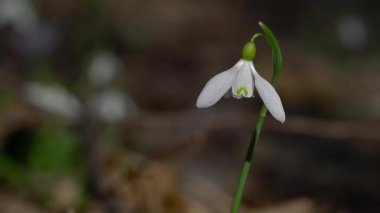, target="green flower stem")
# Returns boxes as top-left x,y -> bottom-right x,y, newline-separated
230,22 -> 282,213
250,33 -> 264,43
230,107 -> 267,213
